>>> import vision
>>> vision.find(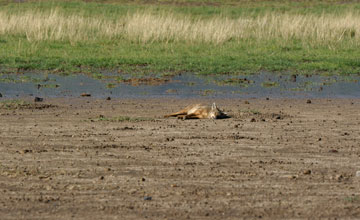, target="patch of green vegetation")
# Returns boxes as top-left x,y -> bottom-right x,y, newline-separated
40,84 -> 60,88
0,99 -> 55,109
218,78 -> 254,87
92,115 -> 153,122
92,73 -> 103,79
0,76 -> 16,83
200,89 -> 215,96
0,99 -> 30,109
0,74 -> 51,83
115,76 -> 126,82
106,83 -> 116,88
261,81 -> 280,88
344,195 -> 360,203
